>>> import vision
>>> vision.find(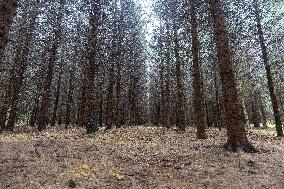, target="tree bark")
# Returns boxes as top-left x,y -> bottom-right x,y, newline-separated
2,3 -> 40,131
115,59 -> 122,127
65,68 -> 75,127
253,0 -> 283,136
172,2 -> 186,131
258,90 -> 268,128
209,0 -> 256,152
79,1 -> 100,129
191,0 -> 207,139
250,97 -> 260,128
50,67 -> 63,126
106,62 -> 115,129
214,66 -> 223,131
127,74 -> 135,126
37,0 -> 65,131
